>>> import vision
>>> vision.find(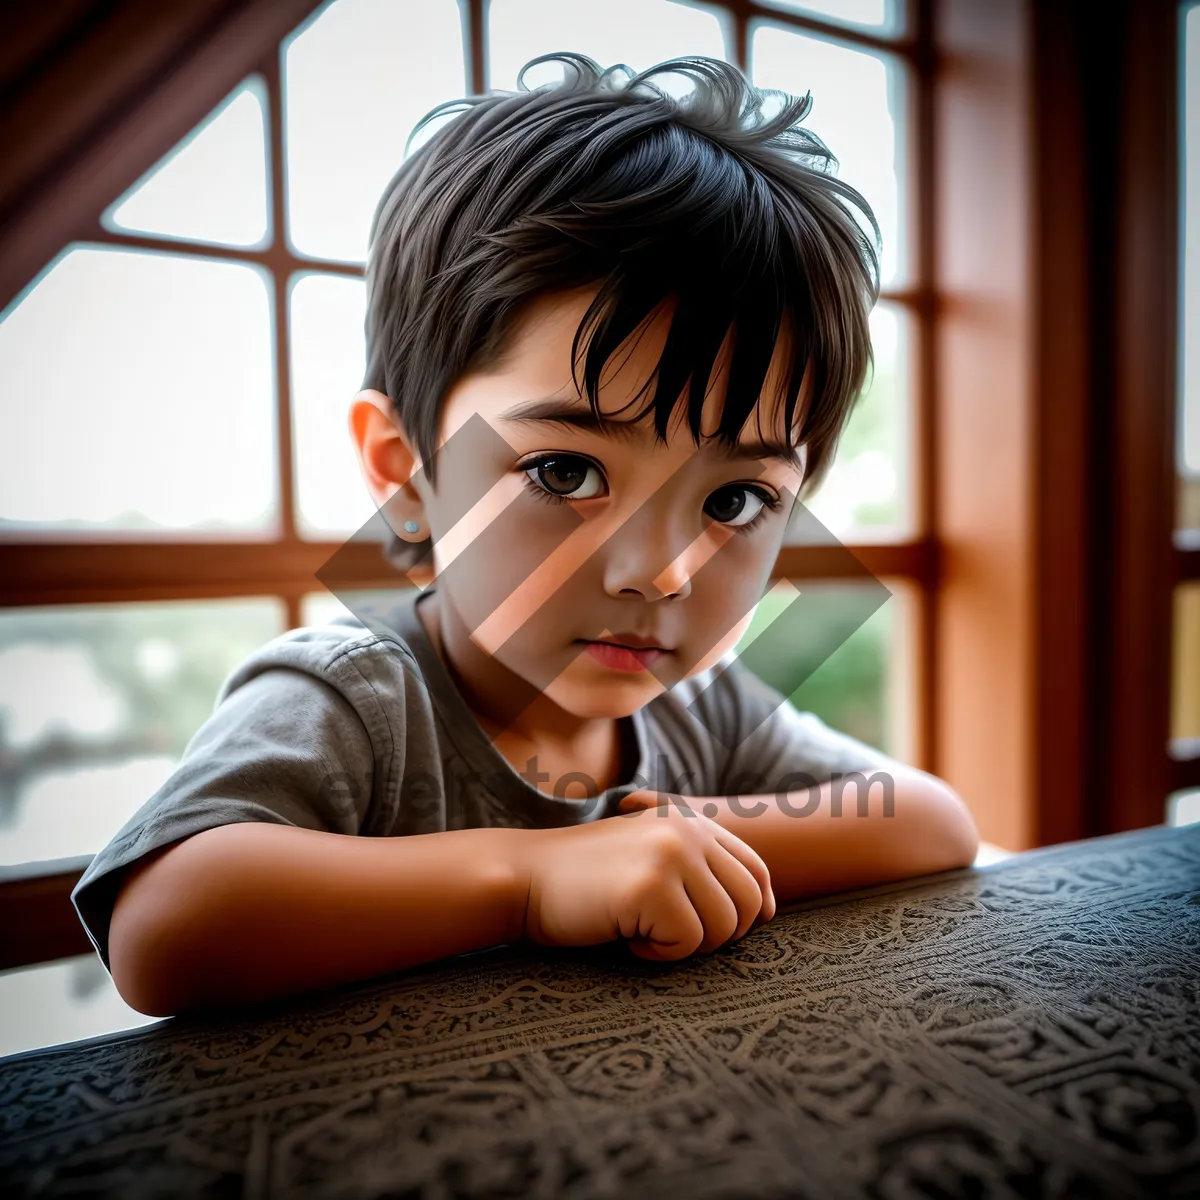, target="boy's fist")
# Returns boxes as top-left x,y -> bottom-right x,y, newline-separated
516,798 -> 776,961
